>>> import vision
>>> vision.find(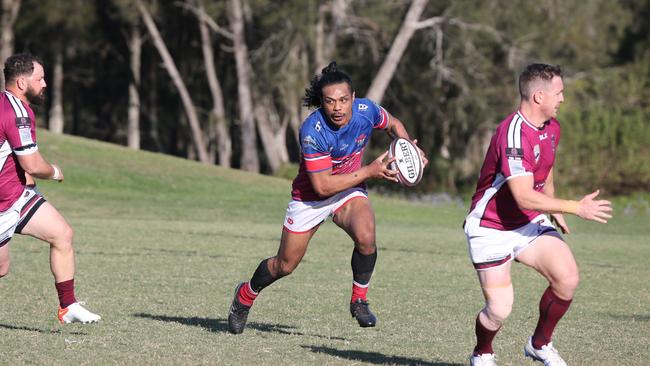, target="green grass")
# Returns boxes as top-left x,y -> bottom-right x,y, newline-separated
1,131 -> 648,365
